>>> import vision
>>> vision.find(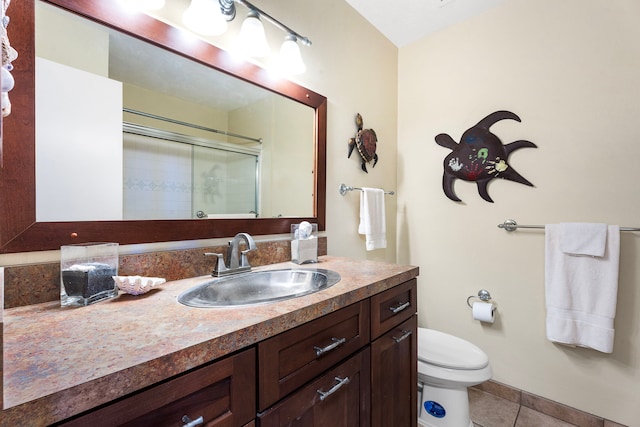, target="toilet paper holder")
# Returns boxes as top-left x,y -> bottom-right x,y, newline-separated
467,289 -> 492,308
